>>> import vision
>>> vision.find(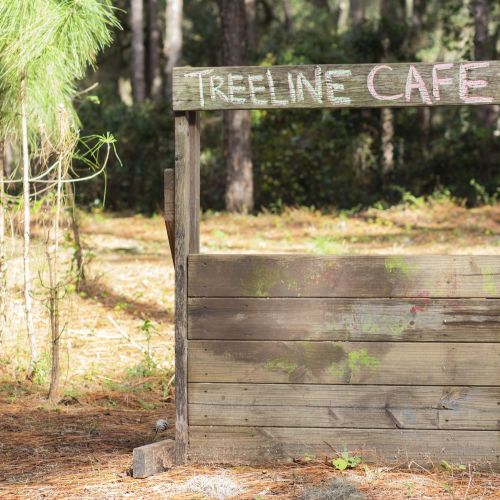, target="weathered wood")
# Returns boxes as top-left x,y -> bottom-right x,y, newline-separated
164,169 -> 175,263
189,341 -> 500,385
190,383 -> 500,409
173,61 -> 500,111
188,298 -> 500,342
189,427 -> 500,465
189,112 -> 200,252
188,255 -> 500,298
189,403 -> 498,430
132,439 -> 175,478
174,110 -> 200,464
